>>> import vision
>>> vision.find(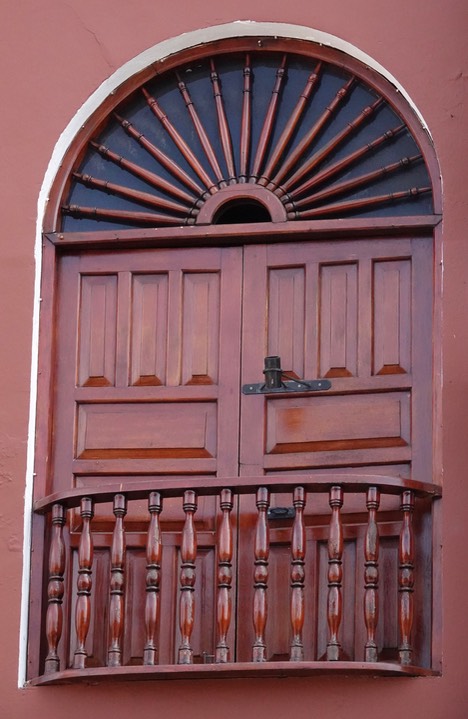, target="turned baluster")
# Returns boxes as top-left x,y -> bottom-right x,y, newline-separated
144,492 -> 162,665
364,487 -> 380,662
178,490 -> 198,664
327,486 -> 344,661
290,487 -> 306,661
399,490 -> 415,665
253,487 -> 270,662
44,504 -> 66,674
107,494 -> 127,667
73,497 -> 94,669
216,489 -> 234,663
